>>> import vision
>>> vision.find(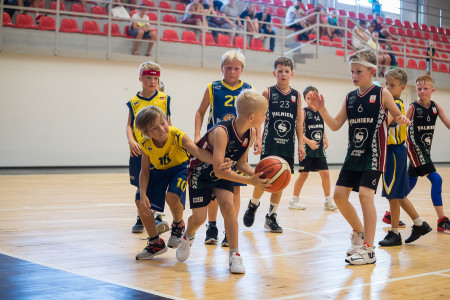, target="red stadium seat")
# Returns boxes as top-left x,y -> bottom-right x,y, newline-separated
367,14 -> 373,21
409,39 -> 418,47
141,0 -> 155,7
412,22 -> 420,30
216,34 -> 234,47
432,62 -> 438,71
320,35 -> 332,46
338,9 -> 346,16
38,16 -> 56,31
348,11 -> 356,19
159,1 -> 172,11
437,27 -> 445,34
261,0 -> 272,4
394,19 -> 402,27
82,20 -> 103,35
59,18 -> 81,33
332,37 -> 344,48
397,27 -> 406,36
445,28 -> 450,35
272,17 -> 282,28
357,12 -> 365,20
407,59 -> 419,69
129,10 -> 138,17
249,38 -> 271,51
327,7 -> 335,12
285,0 -> 293,7
91,6 -> 107,15
3,12 -> 15,27
429,25 -> 437,33
421,24 -> 428,31
50,1 -> 66,12
16,14 -> 37,29
103,23 -> 126,37
423,31 -> 431,40
163,14 -> 178,24
336,49 -> 345,56
436,42 -> 443,49
71,4 -> 87,13
175,3 -> 186,11
419,60 -> 426,70
201,32 -> 216,46
434,52 -> 440,59
384,17 -> 393,25
418,40 -> 426,48
182,30 -> 201,44
397,57 -> 404,67
147,12 -> 157,21
403,20 -> 411,28
273,0 -> 283,7
307,4 -> 314,10
161,29 -> 180,42
438,63 -> 448,73
440,53 -> 448,60
441,35 -> 448,43
414,30 -> 423,39
299,3 -> 306,10
406,29 -> 414,37
234,36 -> 245,48
276,7 -> 286,18
392,45 -> 401,53
388,26 -> 396,35
411,48 -> 420,56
